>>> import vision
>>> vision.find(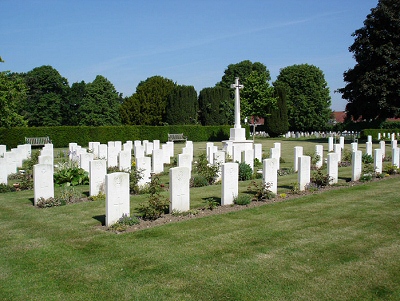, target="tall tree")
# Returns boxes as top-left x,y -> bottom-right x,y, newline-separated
122,76 -> 175,125
264,86 -> 289,137
274,64 -> 332,131
65,81 -> 86,126
198,86 -> 231,125
0,71 -> 28,128
78,75 -> 121,126
23,65 -> 69,126
217,60 -> 270,91
339,0 -> 400,121
165,85 -> 197,125
240,70 -> 277,122
120,94 -> 141,125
